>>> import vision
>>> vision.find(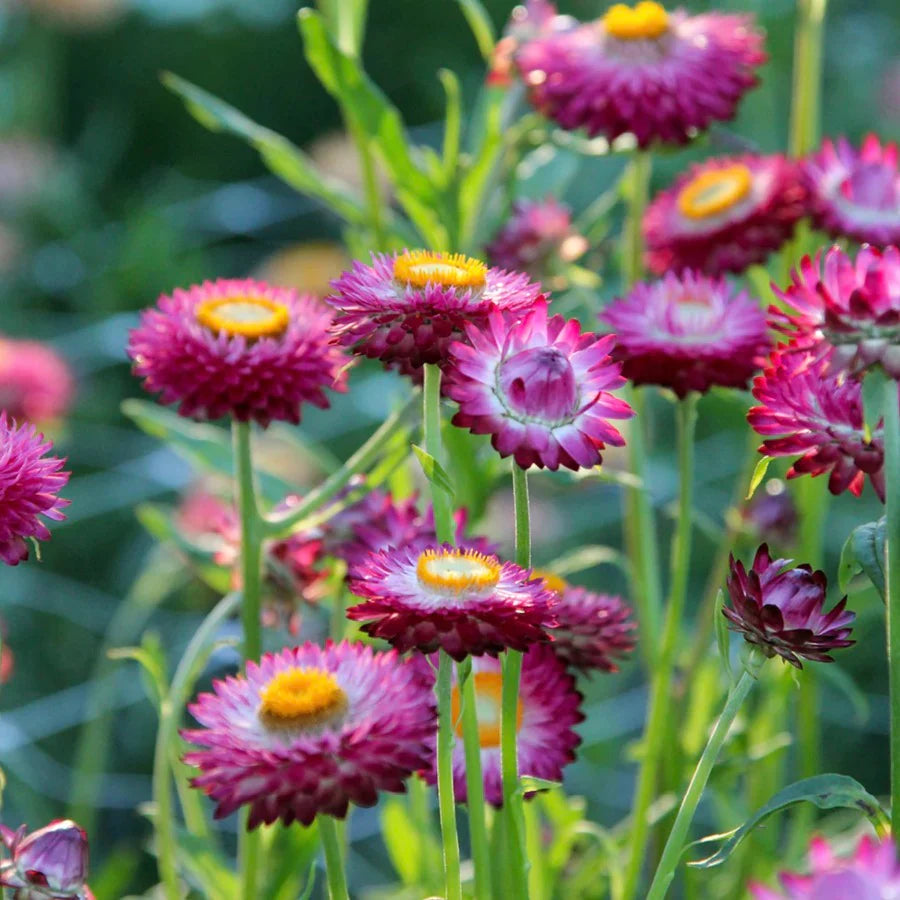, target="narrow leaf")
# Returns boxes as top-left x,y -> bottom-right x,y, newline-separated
411,444 -> 455,499
745,455 -> 771,500
457,0 -> 496,60
839,517 -> 886,598
714,589 -> 734,685
381,797 -> 423,885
